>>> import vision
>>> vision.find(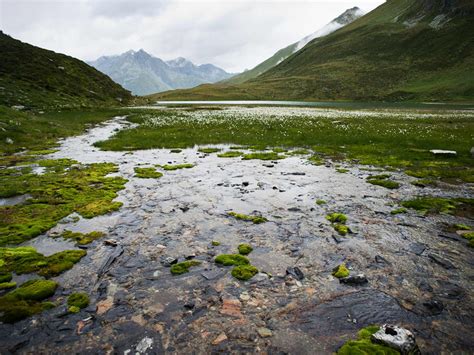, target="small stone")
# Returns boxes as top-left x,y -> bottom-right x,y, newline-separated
212,332 -> 228,345
286,266 -> 304,280
242,181 -> 249,186
103,239 -> 118,247
428,253 -> 456,269
161,257 -> 178,267
339,274 -> 368,285
257,327 -> 273,338
371,324 -> 417,353
220,298 -> 242,318
156,244 -> 167,251
429,149 -> 456,156
239,292 -> 250,301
